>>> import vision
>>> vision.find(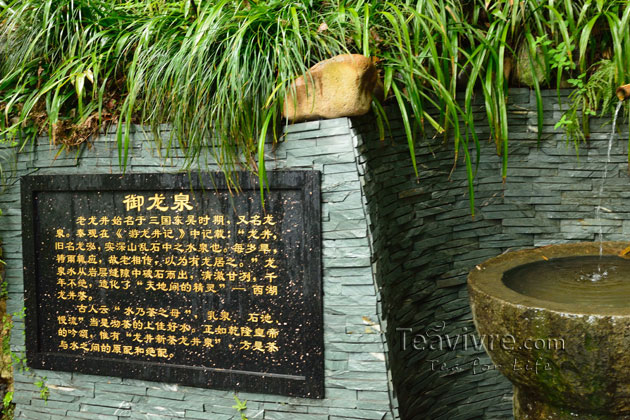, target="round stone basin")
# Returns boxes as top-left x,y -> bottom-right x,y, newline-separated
503,255 -> 630,308
468,242 -> 630,420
